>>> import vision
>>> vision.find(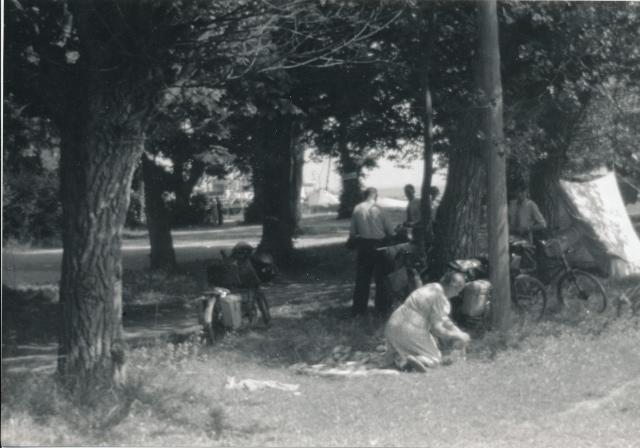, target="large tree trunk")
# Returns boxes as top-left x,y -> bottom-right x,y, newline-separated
259,115 -> 300,265
171,155 -> 205,227
142,154 -> 177,271
290,139 -> 305,228
244,166 -> 265,224
530,154 -> 564,231
55,0 -> 166,395
58,119 -> 144,394
431,112 -> 485,276
337,142 -> 362,220
244,135 -> 267,224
